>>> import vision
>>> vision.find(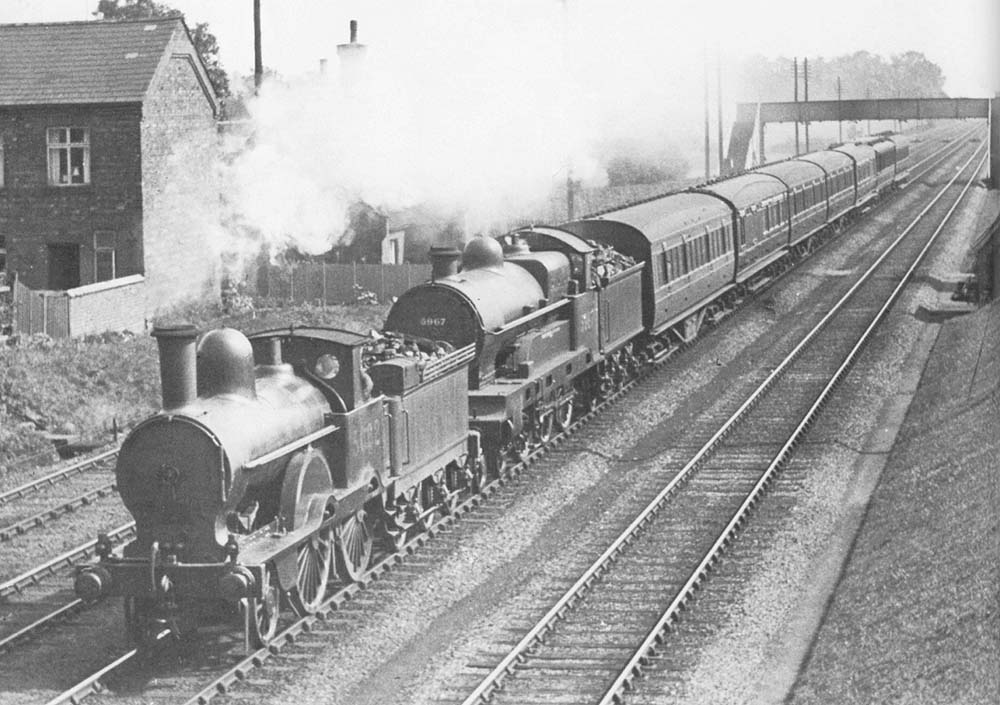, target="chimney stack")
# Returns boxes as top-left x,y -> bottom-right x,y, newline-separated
429,246 -> 462,280
337,19 -> 367,95
152,324 -> 199,410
